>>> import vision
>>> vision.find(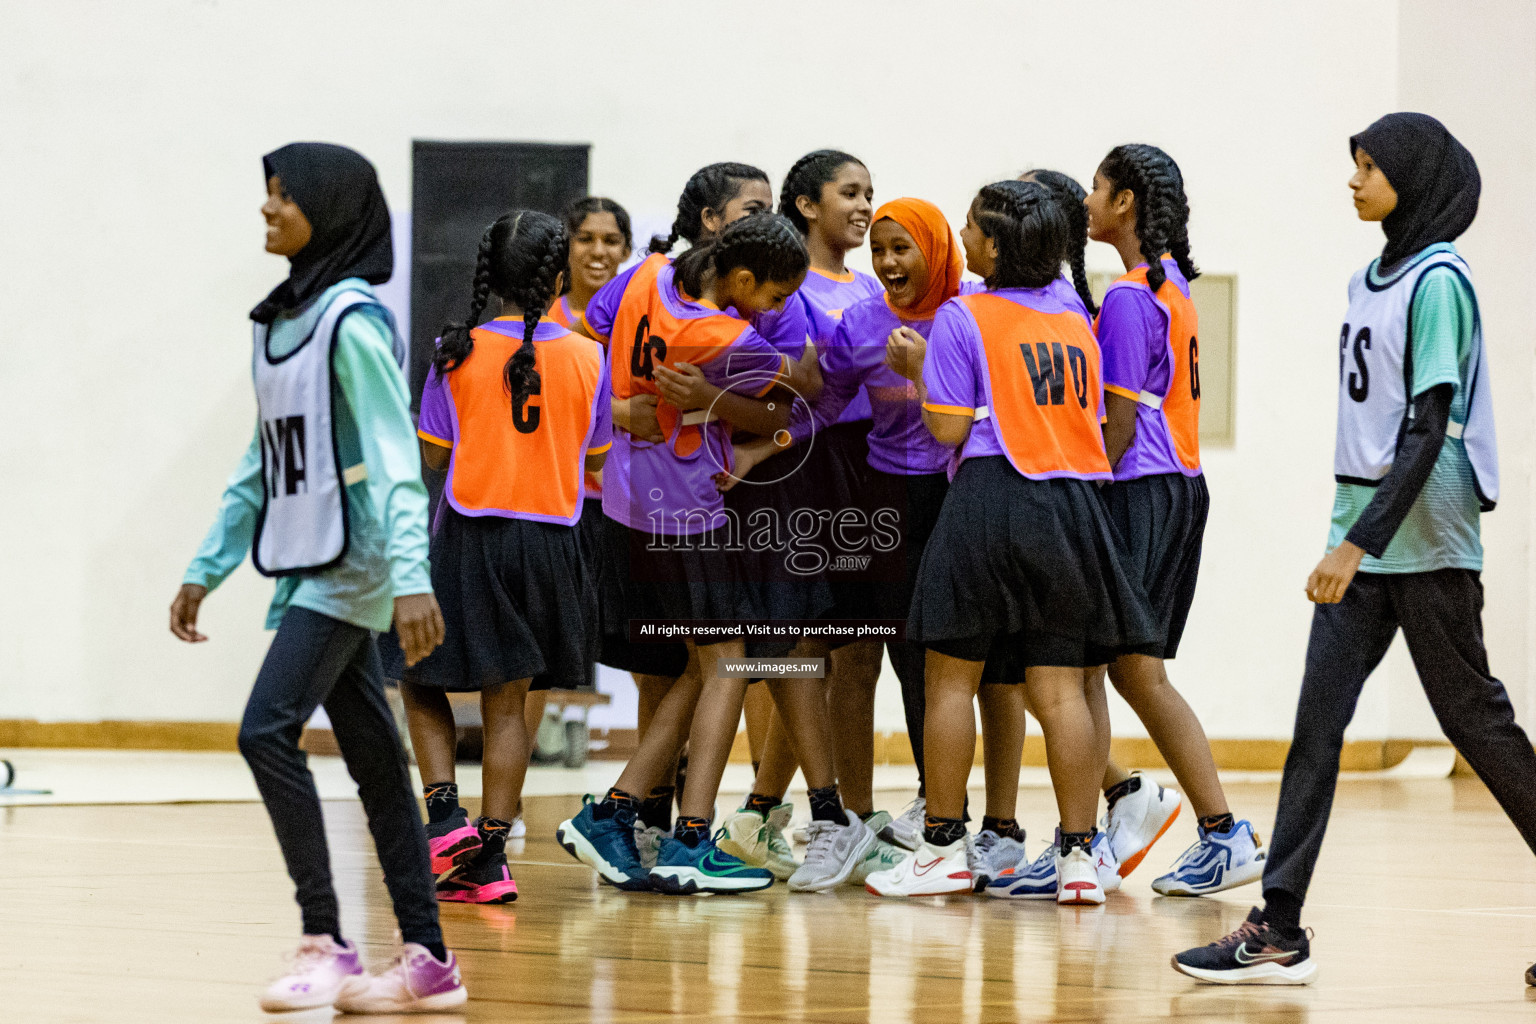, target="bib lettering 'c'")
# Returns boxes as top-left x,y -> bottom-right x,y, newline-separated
960,293 -> 1112,481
